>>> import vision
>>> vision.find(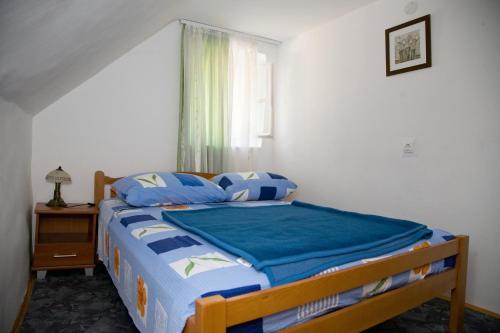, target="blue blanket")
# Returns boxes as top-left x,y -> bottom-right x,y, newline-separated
162,201 -> 432,285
